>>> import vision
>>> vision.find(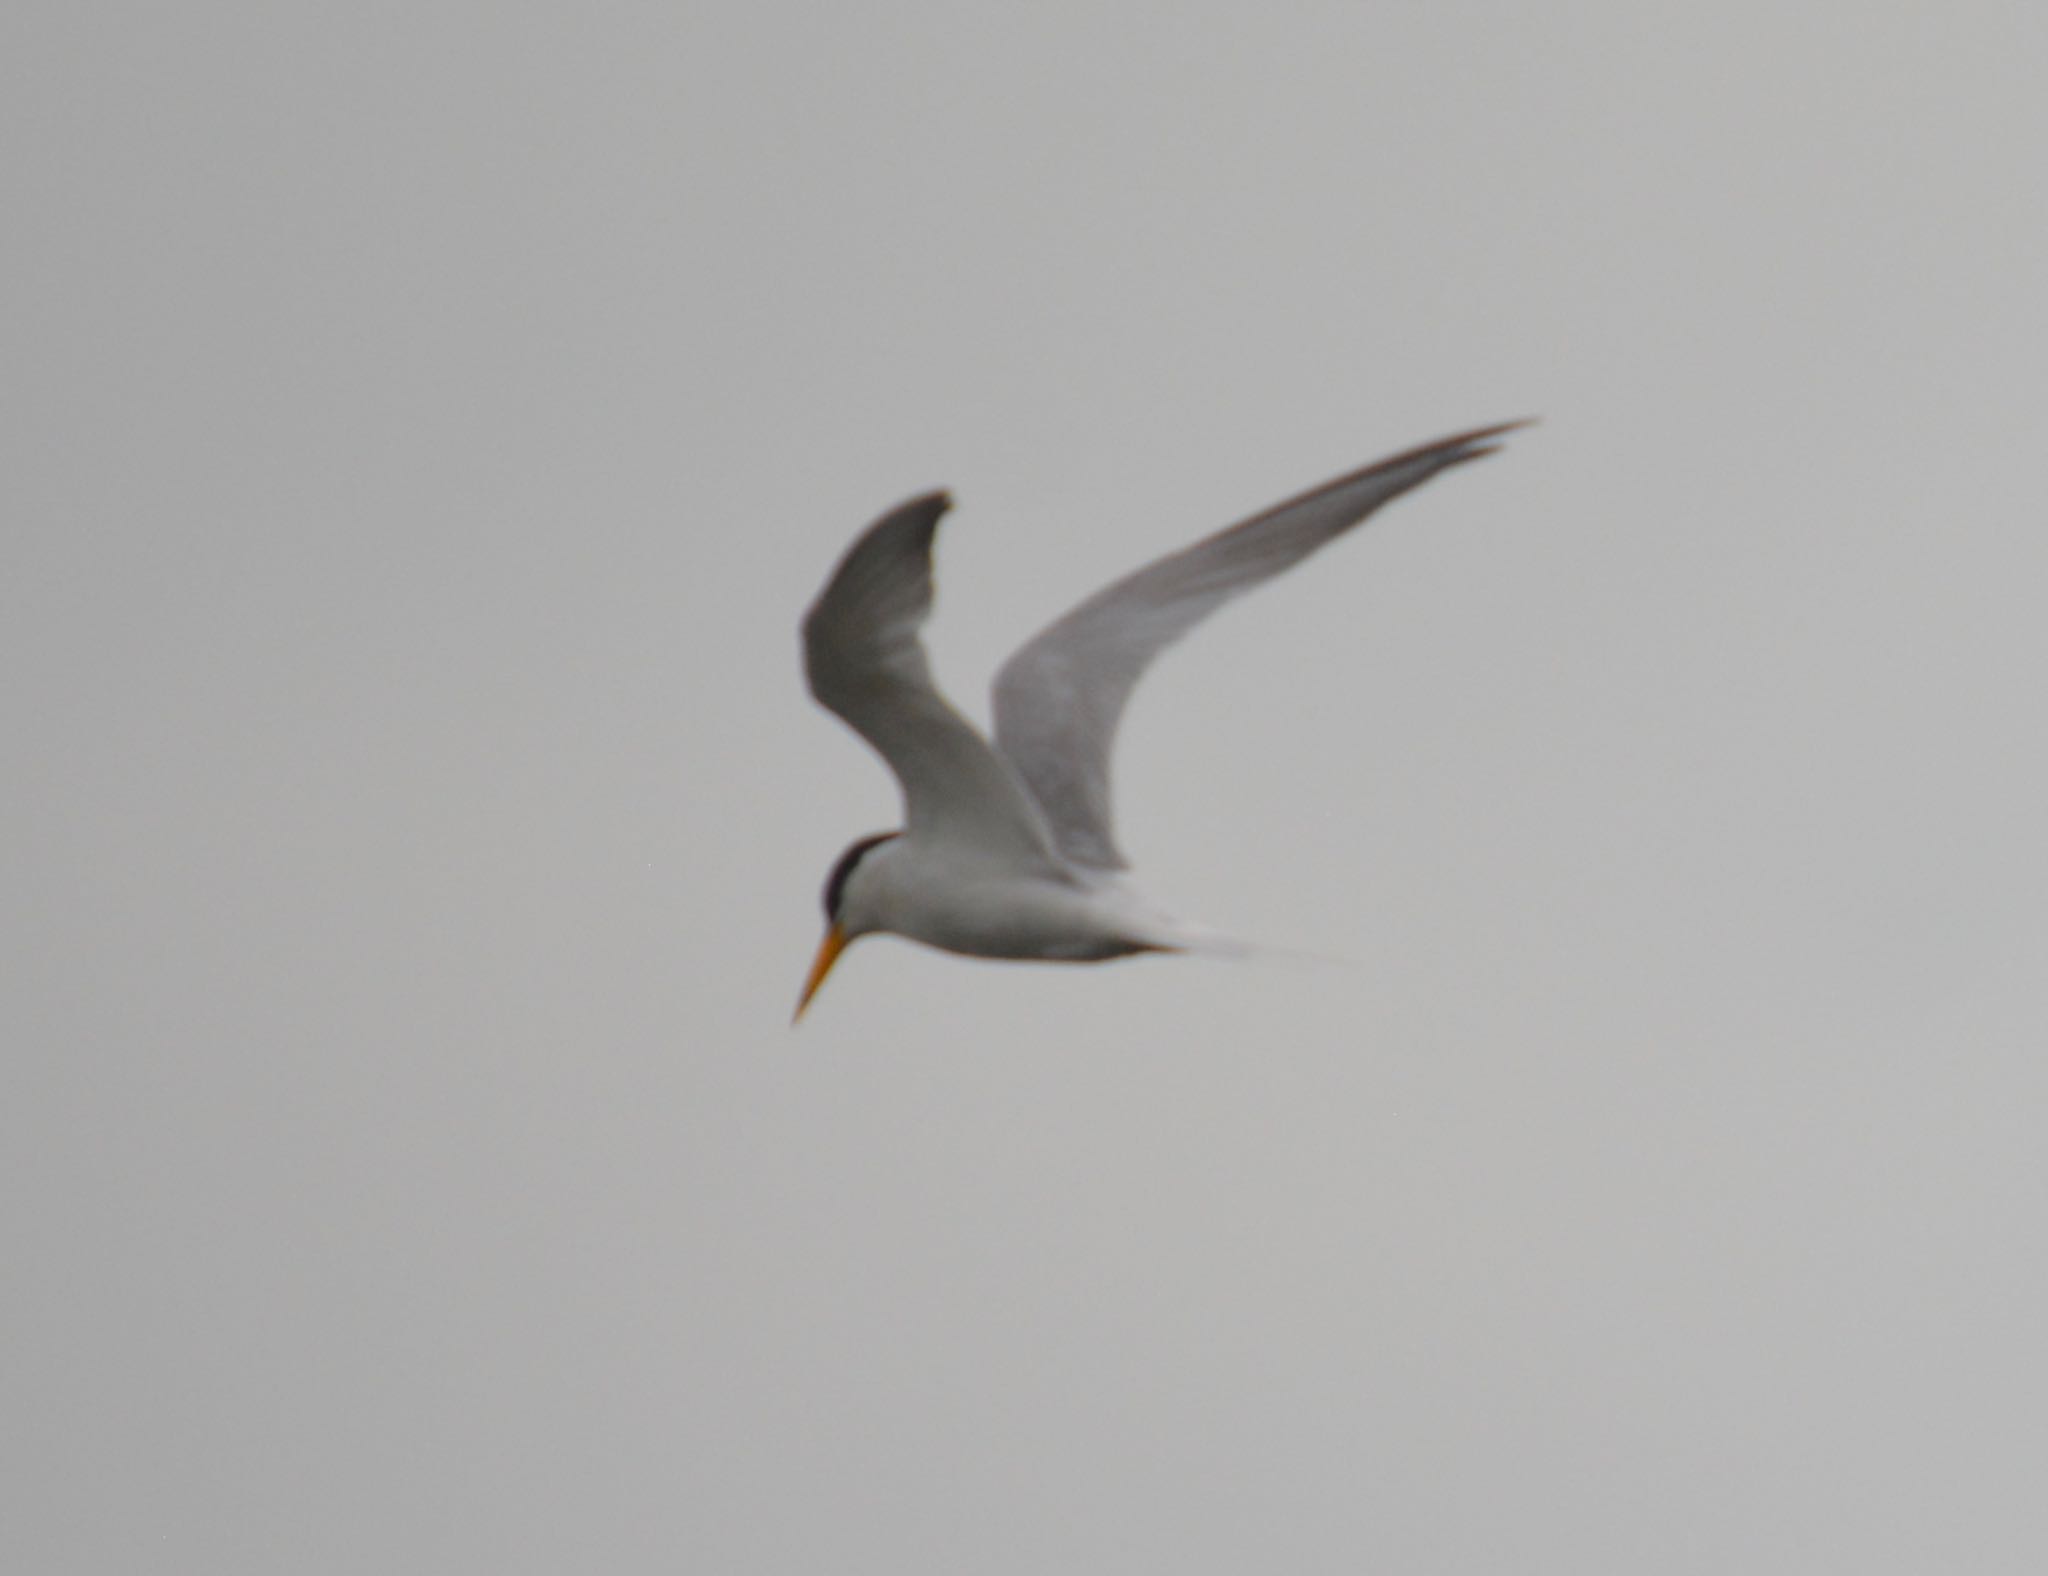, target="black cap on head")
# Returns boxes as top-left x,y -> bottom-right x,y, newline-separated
822,832 -> 897,921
